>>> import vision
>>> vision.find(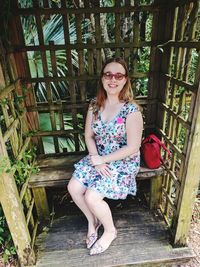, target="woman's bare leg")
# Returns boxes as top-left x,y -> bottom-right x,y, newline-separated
67,177 -> 98,237
85,189 -> 117,252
